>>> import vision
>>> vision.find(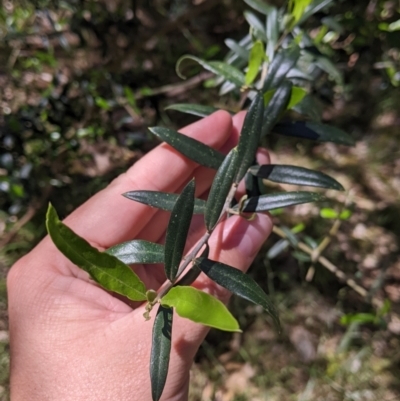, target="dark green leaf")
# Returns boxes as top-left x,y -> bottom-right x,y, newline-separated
205,148 -> 239,231
245,40 -> 265,85
165,103 -> 222,118
244,0 -> 274,15
176,55 -> 245,87
292,95 -> 322,121
149,127 -> 225,169
262,81 -> 293,137
105,240 -> 164,265
236,92 -> 264,182
46,204 -> 146,301
164,180 -> 195,282
233,191 -> 325,213
262,46 -> 300,92
250,164 -> 344,190
150,305 -> 173,401
123,190 -> 206,214
161,286 -> 241,332
273,121 -> 355,146
195,257 -> 280,331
